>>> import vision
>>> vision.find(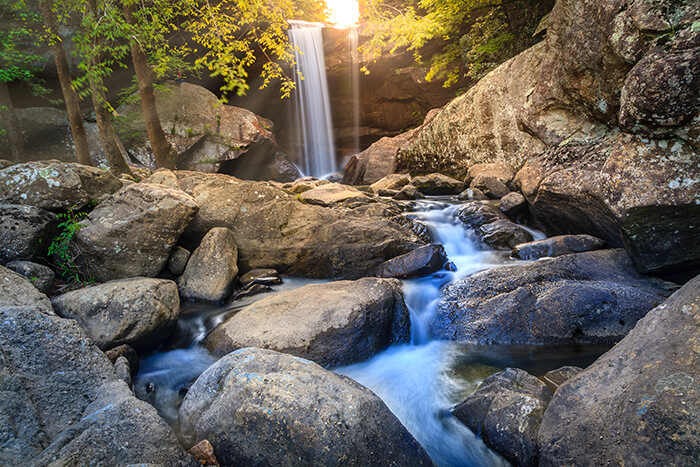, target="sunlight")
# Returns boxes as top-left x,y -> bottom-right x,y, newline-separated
326,0 -> 360,28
